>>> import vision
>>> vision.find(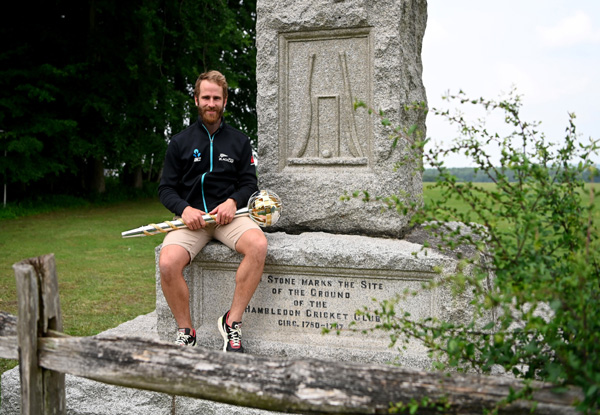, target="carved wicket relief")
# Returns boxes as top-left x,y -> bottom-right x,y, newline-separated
279,28 -> 372,169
